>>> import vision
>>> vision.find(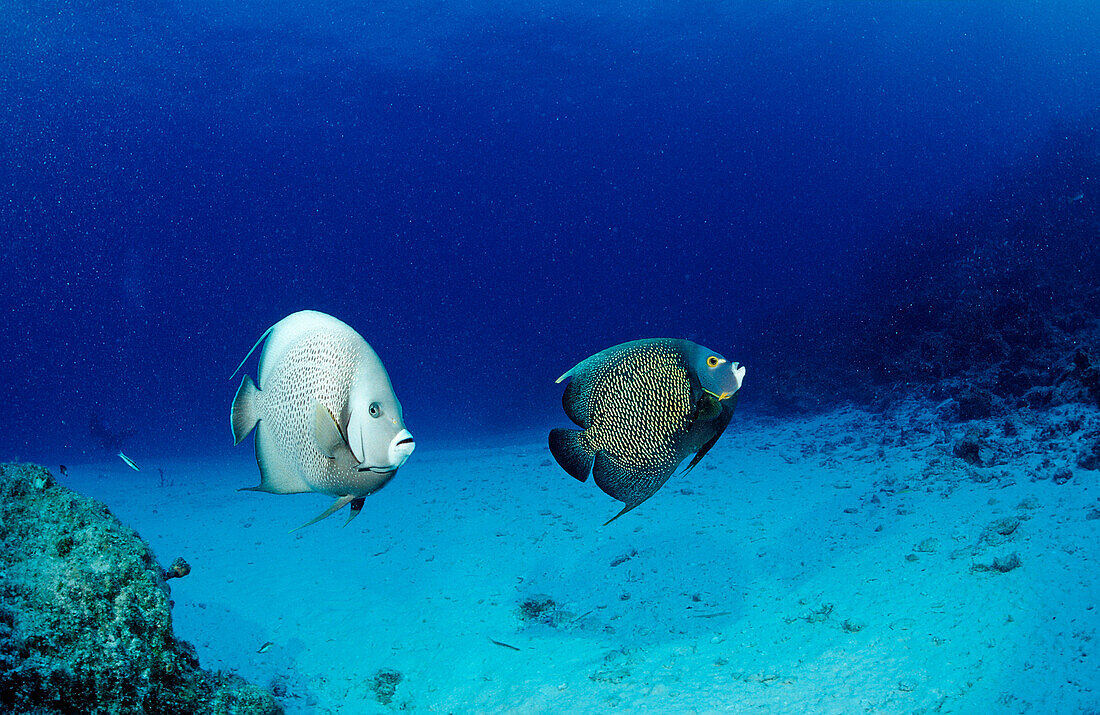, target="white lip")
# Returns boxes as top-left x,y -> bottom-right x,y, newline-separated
388,429 -> 415,465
